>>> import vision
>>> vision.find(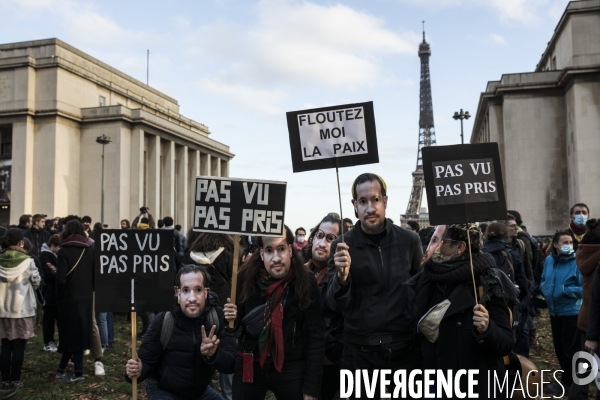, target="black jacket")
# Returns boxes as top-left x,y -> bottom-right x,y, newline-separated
40,244 -> 57,306
56,237 -> 94,353
483,240 -> 530,304
235,267 -> 325,398
24,226 -> 50,258
326,219 -> 423,345
407,255 -> 514,399
307,262 -> 344,364
132,297 -> 236,400
586,264 -> 600,341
